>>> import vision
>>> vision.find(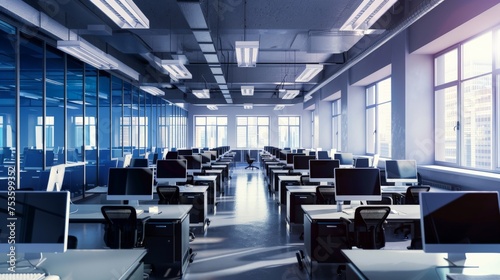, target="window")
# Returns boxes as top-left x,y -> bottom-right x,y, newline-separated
36,116 -> 55,149
311,111 -> 315,148
332,99 -> 342,151
435,30 -> 497,170
194,116 -> 228,148
236,116 -> 269,148
278,116 -> 300,148
366,77 -> 391,157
